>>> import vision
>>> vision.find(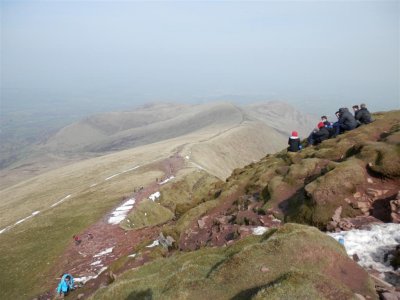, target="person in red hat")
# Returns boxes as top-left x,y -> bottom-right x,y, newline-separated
308,122 -> 330,146
288,131 -> 301,152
